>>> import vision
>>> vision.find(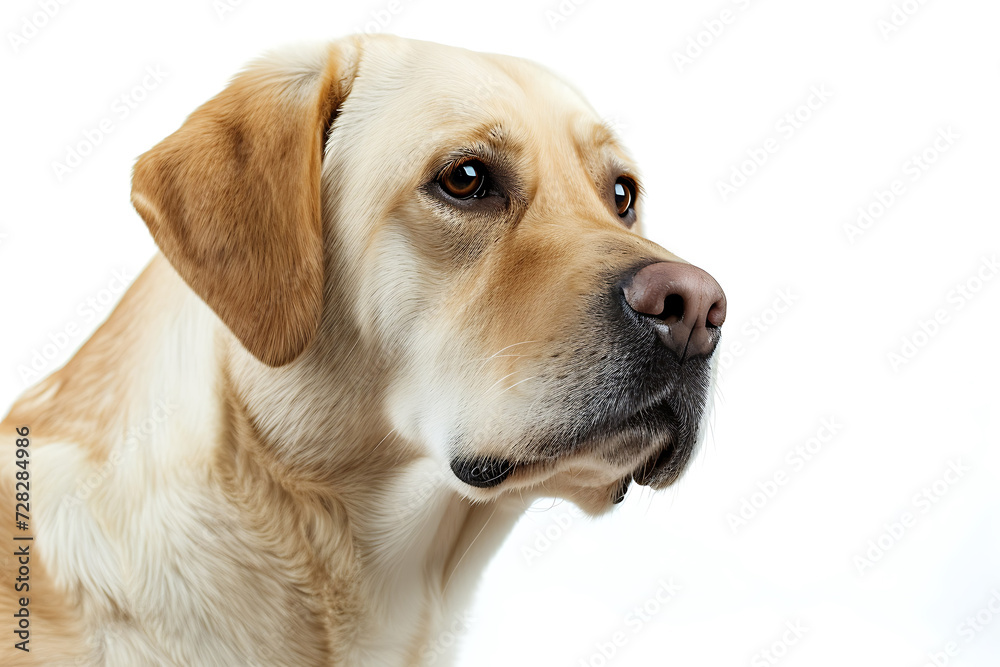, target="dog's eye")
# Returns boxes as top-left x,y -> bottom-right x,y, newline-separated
439,160 -> 489,199
614,177 -> 637,217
